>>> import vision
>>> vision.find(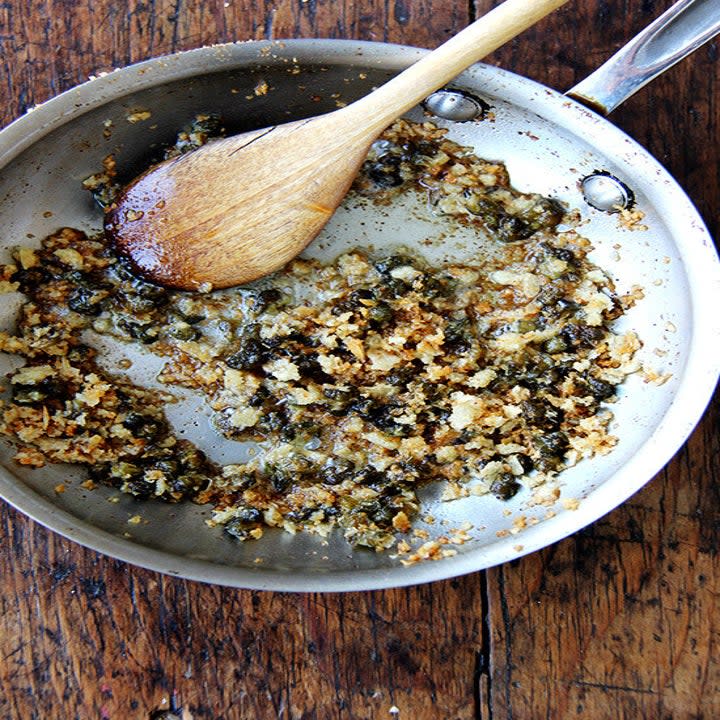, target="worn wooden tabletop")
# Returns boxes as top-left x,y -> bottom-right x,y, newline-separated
1,1 -> 718,718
